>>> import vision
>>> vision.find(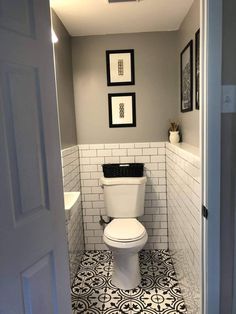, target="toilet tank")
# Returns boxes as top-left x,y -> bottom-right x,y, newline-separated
100,177 -> 147,218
